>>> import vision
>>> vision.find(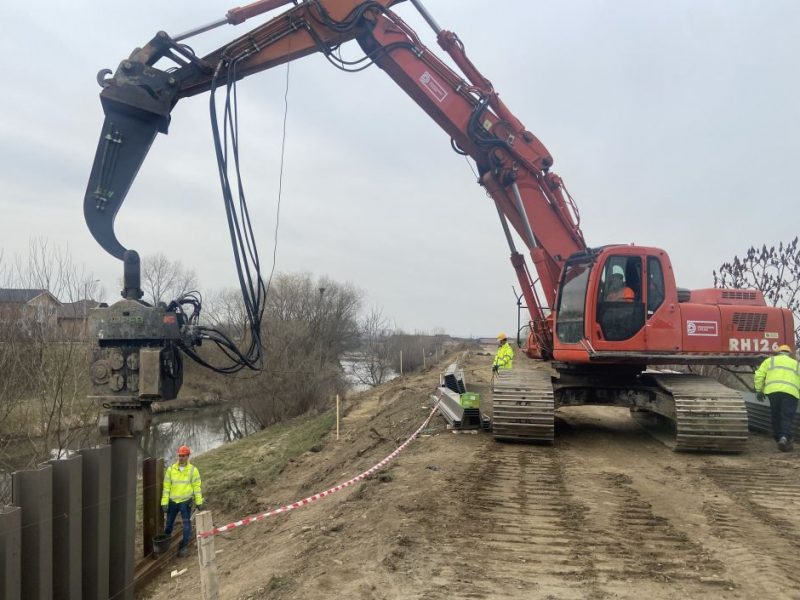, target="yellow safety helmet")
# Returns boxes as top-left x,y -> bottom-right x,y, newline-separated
496,333 -> 508,341
778,344 -> 793,353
